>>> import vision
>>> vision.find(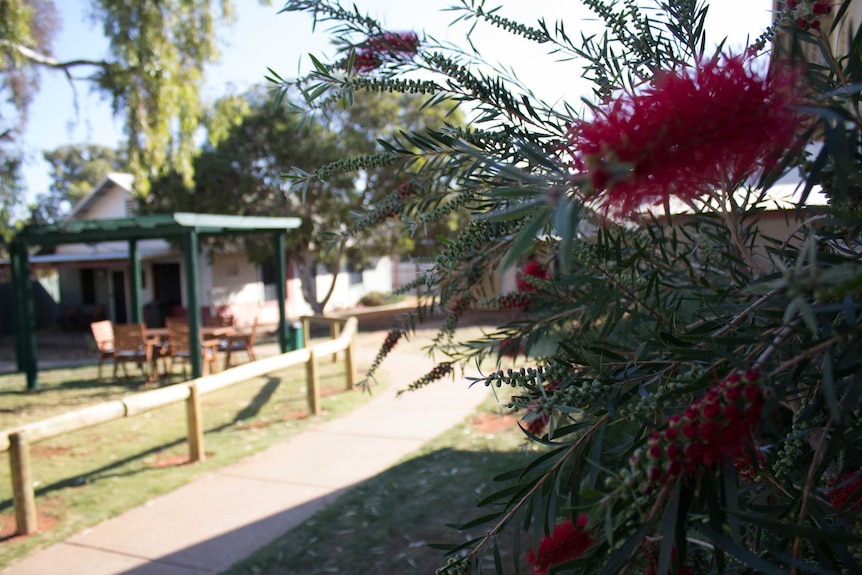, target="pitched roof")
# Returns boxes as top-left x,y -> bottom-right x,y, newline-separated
66,172 -> 135,220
